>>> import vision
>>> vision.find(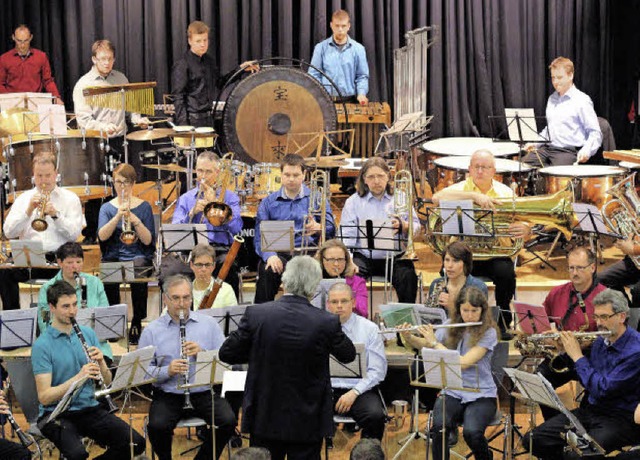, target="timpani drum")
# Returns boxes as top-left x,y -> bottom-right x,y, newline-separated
421,137 -> 520,159
4,130 -> 108,193
619,161 -> 640,192
539,165 -> 627,208
433,156 -> 533,195
252,162 -> 281,199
